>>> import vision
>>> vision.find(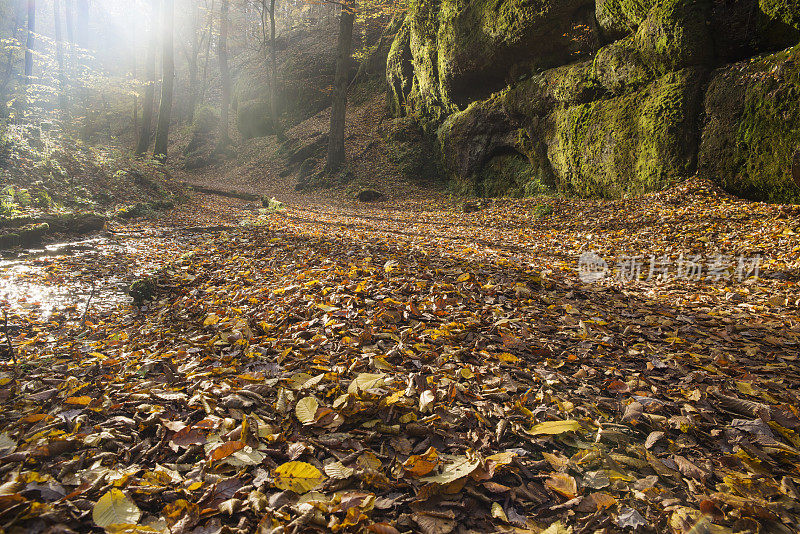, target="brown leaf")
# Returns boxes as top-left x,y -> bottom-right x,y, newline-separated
208,441 -> 245,462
